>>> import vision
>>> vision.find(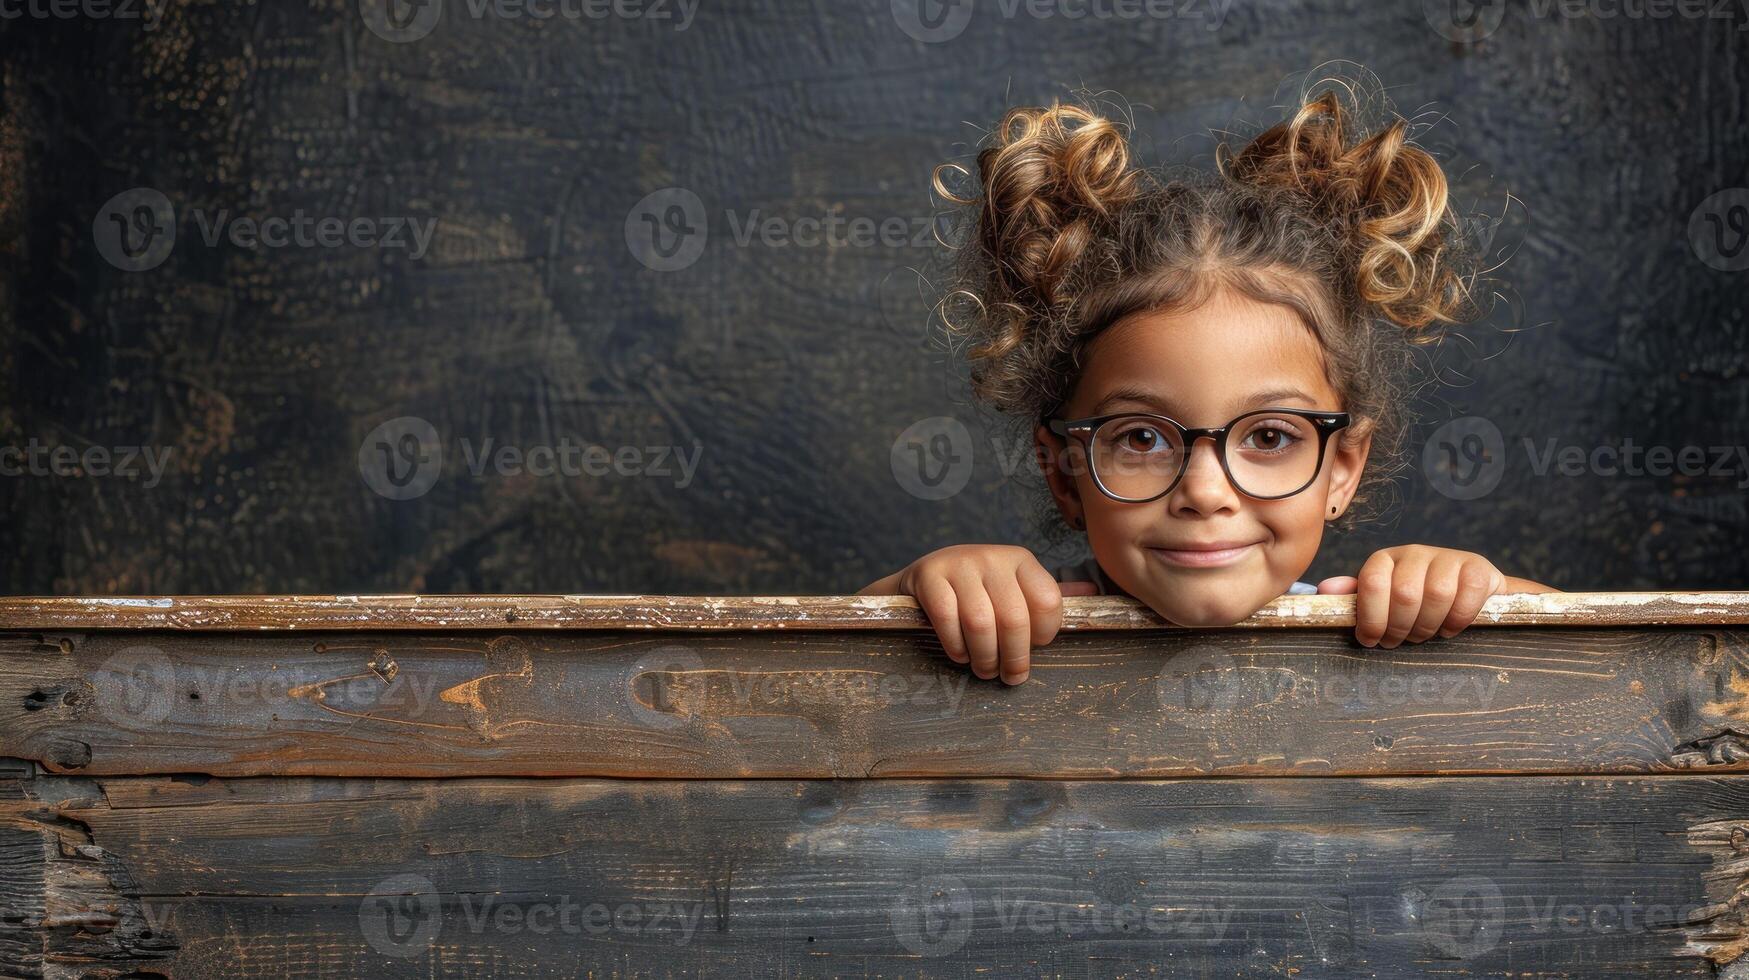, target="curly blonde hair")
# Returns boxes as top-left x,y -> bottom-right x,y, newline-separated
934,86 -> 1487,540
